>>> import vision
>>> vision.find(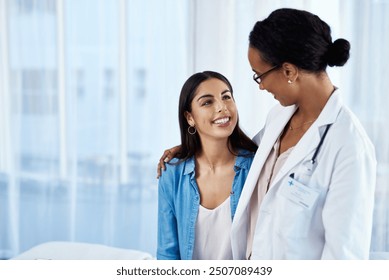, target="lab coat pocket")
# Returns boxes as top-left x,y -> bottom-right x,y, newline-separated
275,176 -> 321,238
